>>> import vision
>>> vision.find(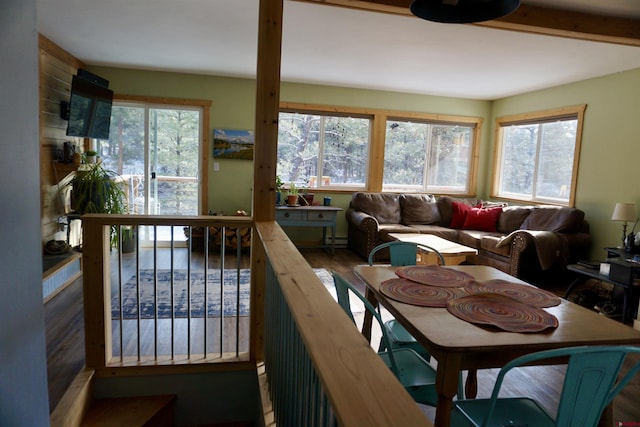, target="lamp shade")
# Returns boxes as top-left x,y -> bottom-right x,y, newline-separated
611,202 -> 636,222
410,0 -> 520,24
